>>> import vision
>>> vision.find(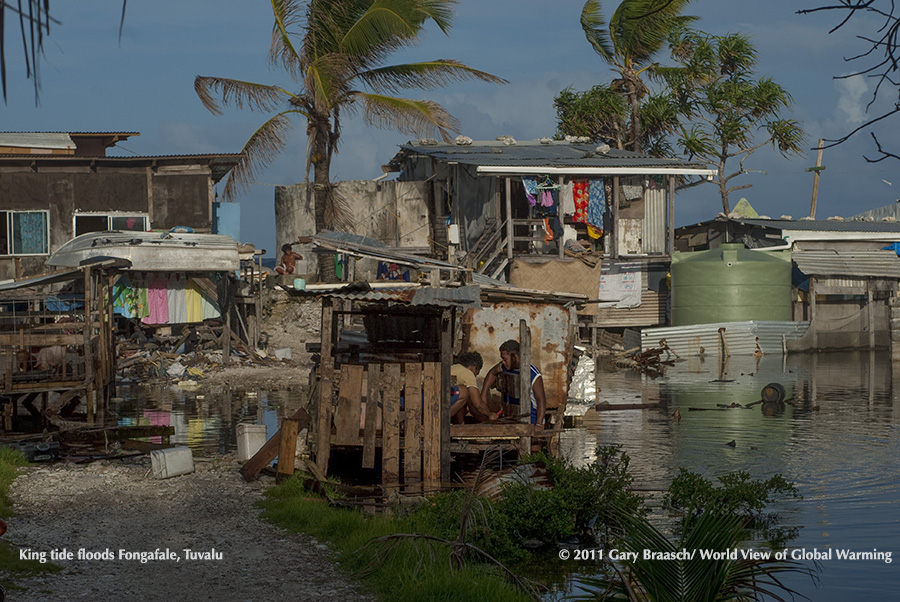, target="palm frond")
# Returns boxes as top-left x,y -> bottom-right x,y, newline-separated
194,75 -> 292,116
581,0 -> 615,60
338,0 -> 428,63
268,0 -> 305,78
303,54 -> 355,115
357,92 -> 459,141
611,0 -> 697,65
220,111 -> 299,203
358,59 -> 507,94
